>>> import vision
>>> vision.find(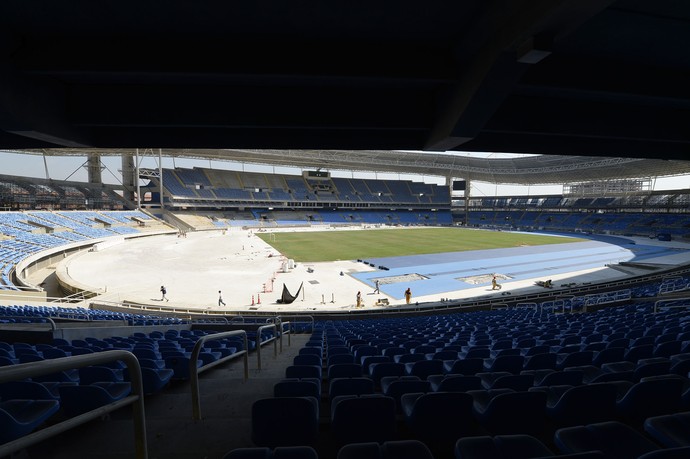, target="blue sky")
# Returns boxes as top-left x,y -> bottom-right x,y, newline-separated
0,150 -> 688,197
